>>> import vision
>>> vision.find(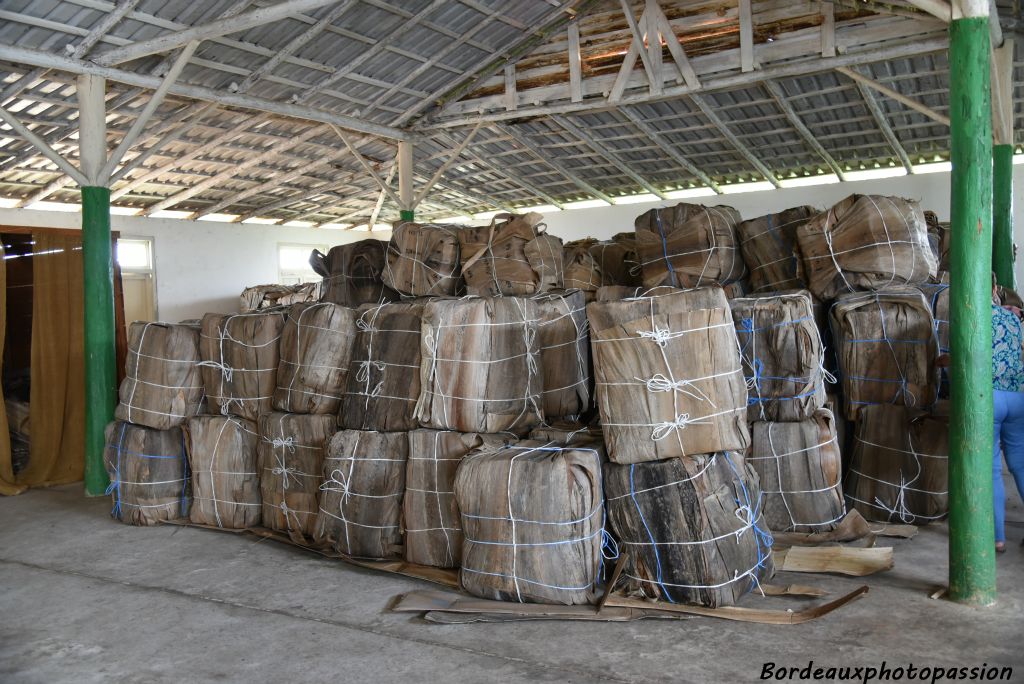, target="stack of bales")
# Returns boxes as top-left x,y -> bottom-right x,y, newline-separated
793,195 -> 946,525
